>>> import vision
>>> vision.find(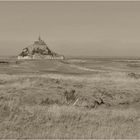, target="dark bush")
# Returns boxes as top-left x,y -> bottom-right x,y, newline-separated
0,61 -> 9,64
128,72 -> 140,79
64,89 -> 76,103
40,98 -> 60,105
